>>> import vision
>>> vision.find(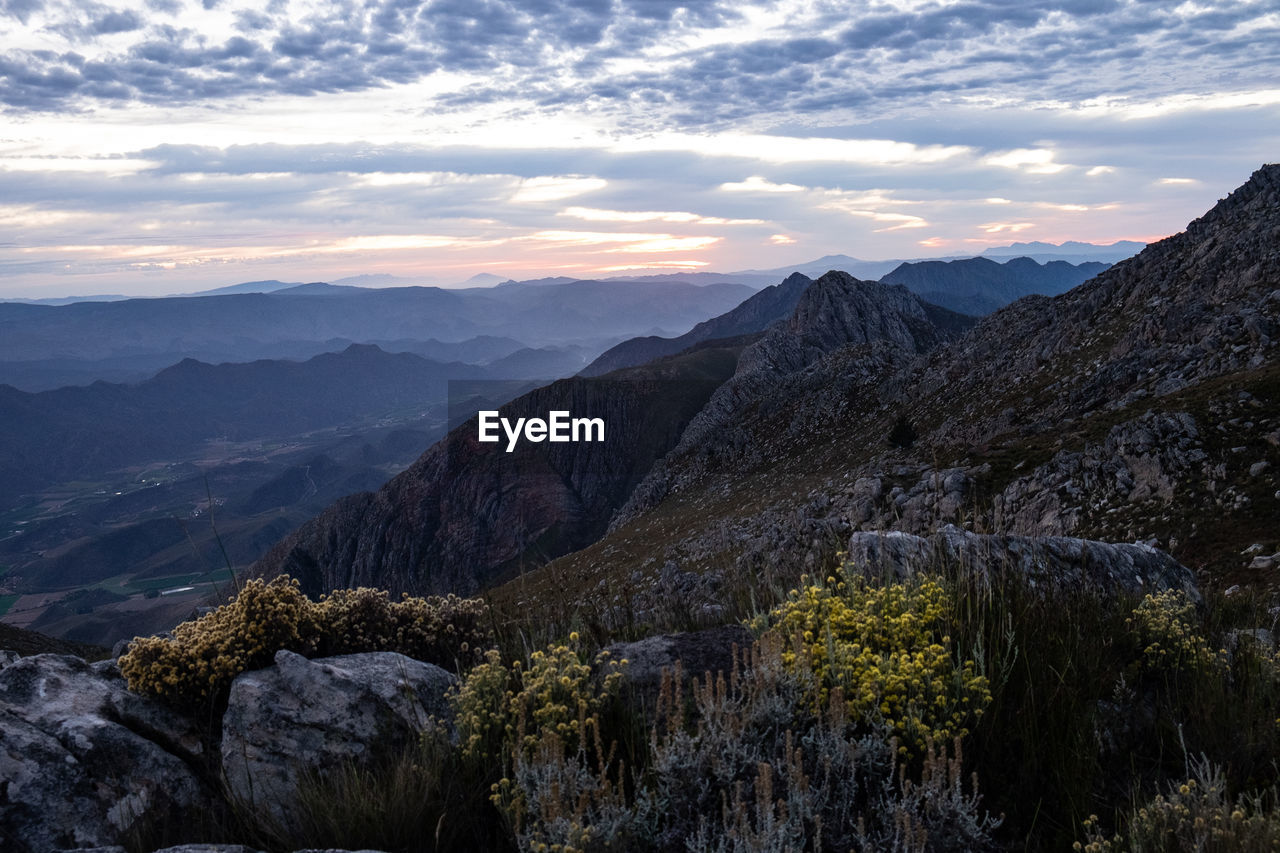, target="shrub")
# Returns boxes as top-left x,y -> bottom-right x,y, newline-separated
1127,590 -> 1225,674
642,634 -> 1000,852
1078,755 -> 1280,852
451,635 -> 629,852
120,575 -> 491,712
755,573 -> 990,754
